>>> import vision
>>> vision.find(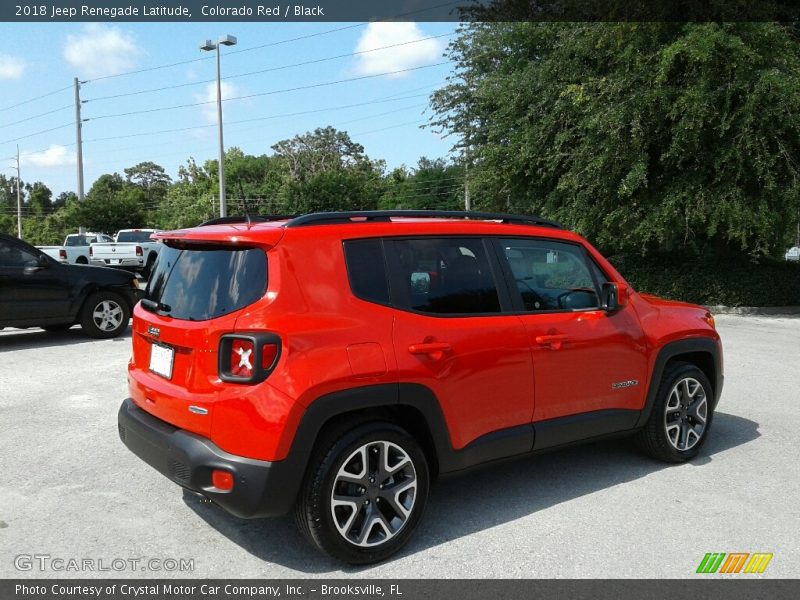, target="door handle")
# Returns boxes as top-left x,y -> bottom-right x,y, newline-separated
408,342 -> 452,360
535,334 -> 569,350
